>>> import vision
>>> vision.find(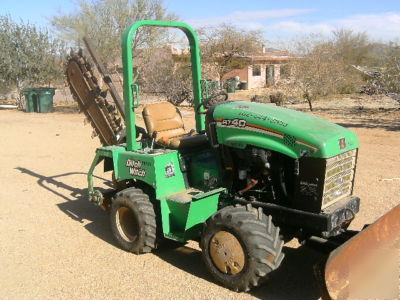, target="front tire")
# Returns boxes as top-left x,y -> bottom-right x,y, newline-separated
200,204 -> 284,292
110,188 -> 157,254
